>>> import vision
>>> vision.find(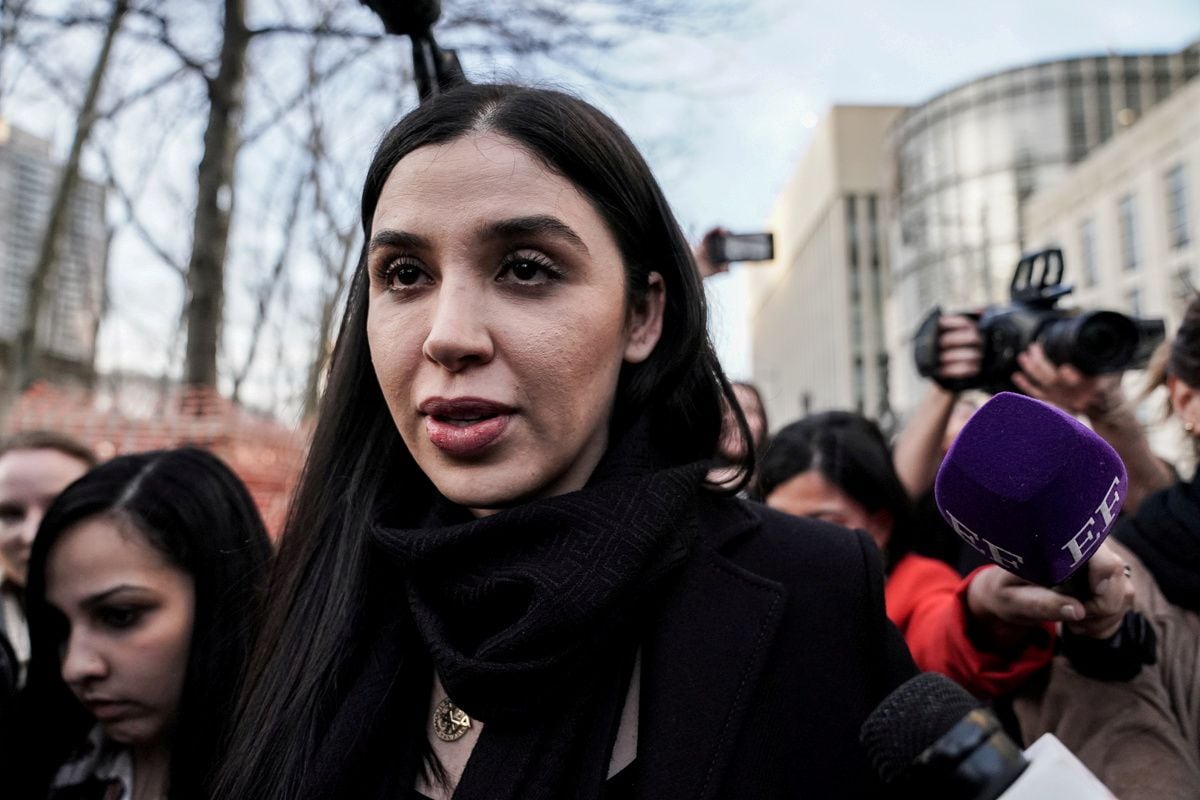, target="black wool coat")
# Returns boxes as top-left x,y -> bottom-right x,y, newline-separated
302,494 -> 917,800
632,495 -> 917,799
